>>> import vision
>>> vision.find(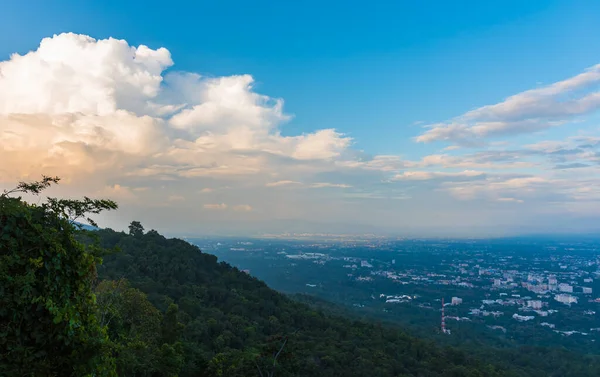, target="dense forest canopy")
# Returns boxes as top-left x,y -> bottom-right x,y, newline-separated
95,225 -> 512,376
0,177 -> 117,376
2,177 -> 600,376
